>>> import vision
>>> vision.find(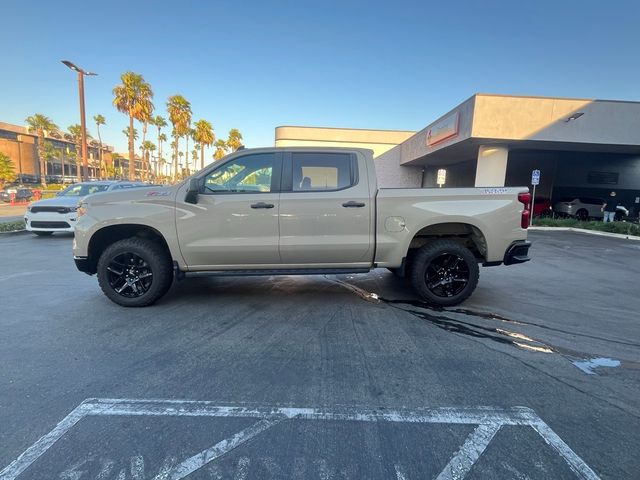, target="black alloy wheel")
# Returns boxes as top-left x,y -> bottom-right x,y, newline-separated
424,253 -> 470,298
106,252 -> 154,298
409,239 -> 480,306
97,237 -> 173,307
